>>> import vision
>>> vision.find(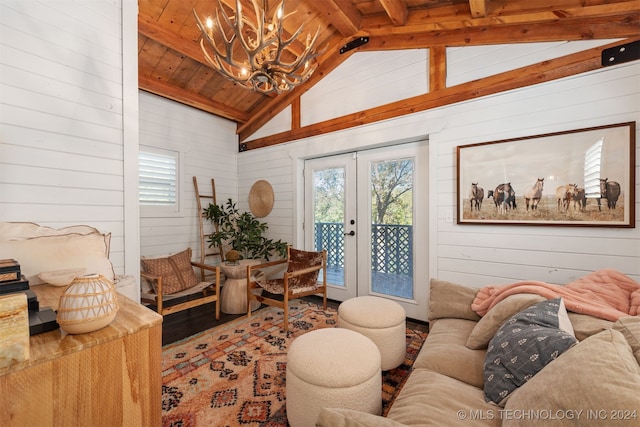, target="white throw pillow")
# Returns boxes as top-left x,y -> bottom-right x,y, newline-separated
0,233 -> 114,284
